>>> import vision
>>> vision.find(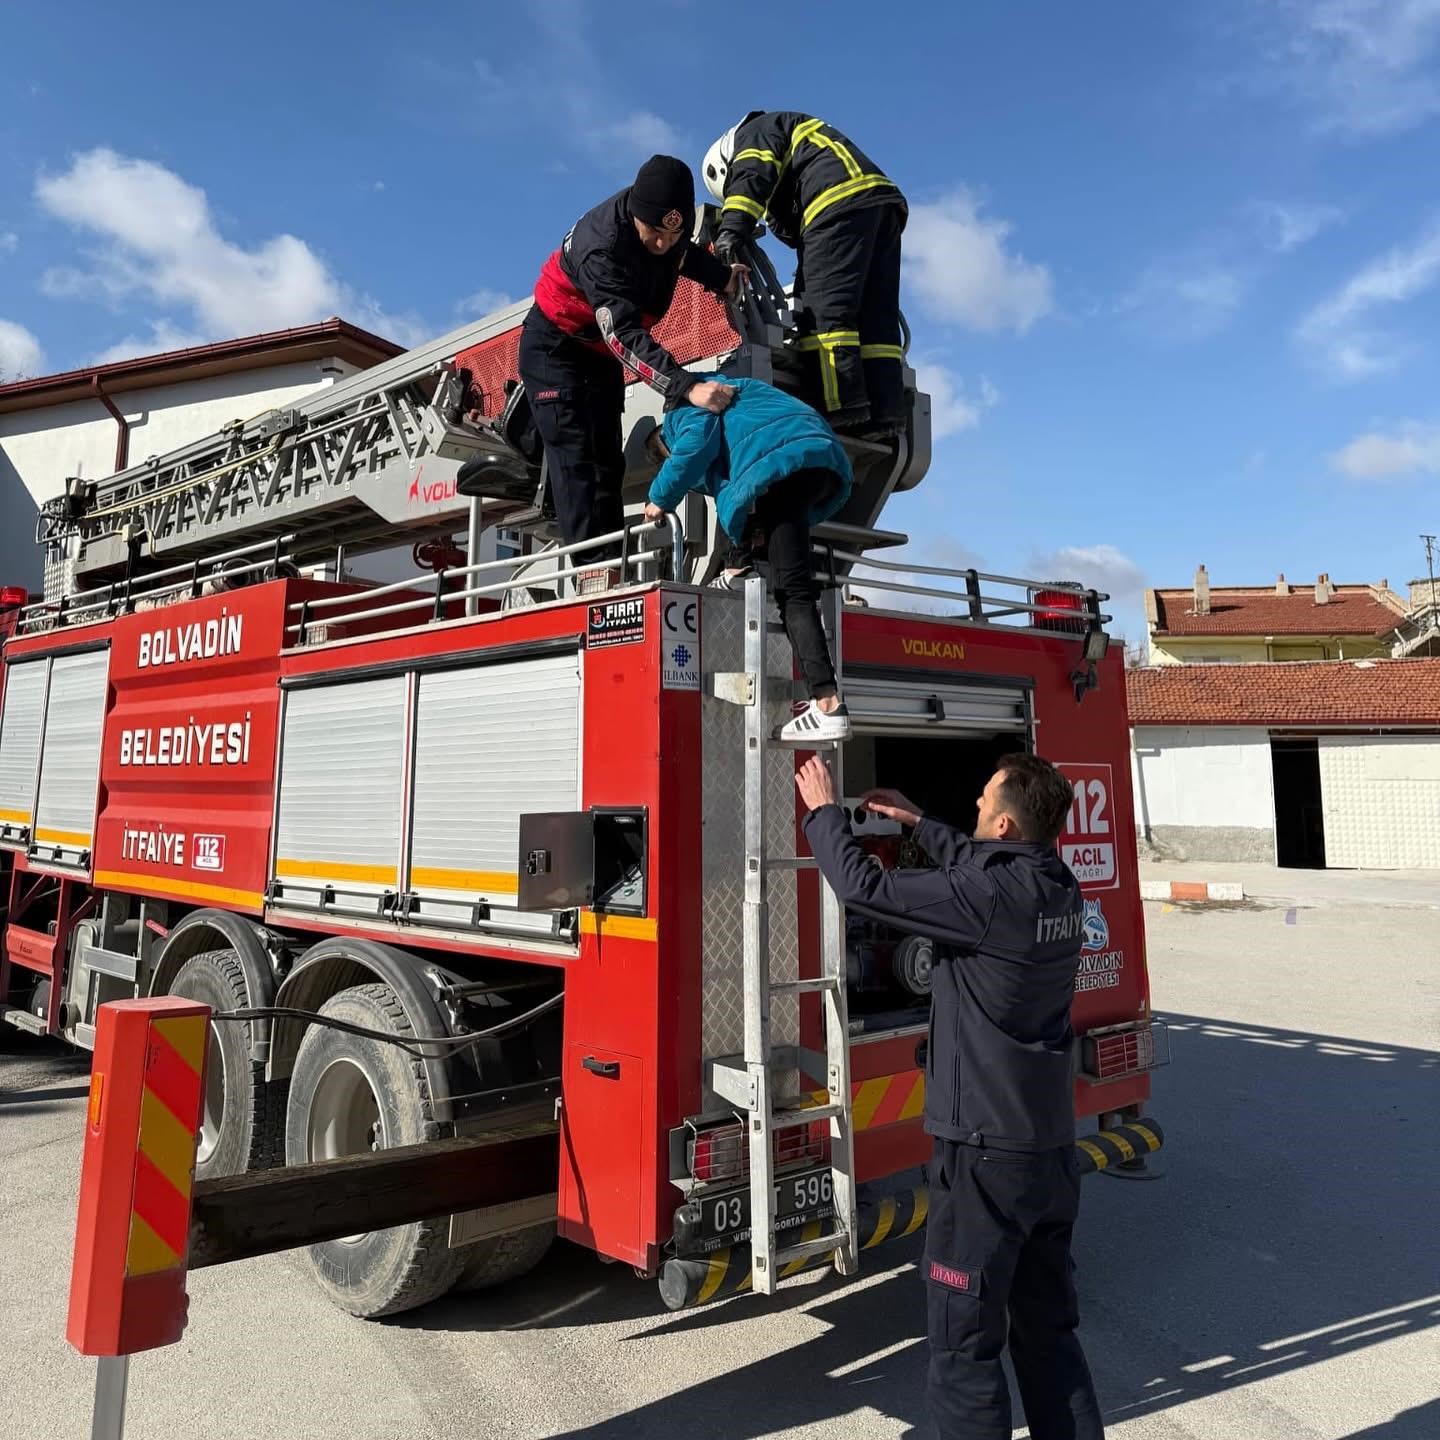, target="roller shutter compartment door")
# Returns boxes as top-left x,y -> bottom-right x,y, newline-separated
273,676 -> 408,905
0,659 -> 49,845
32,650 -> 109,864
409,653 -> 581,931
